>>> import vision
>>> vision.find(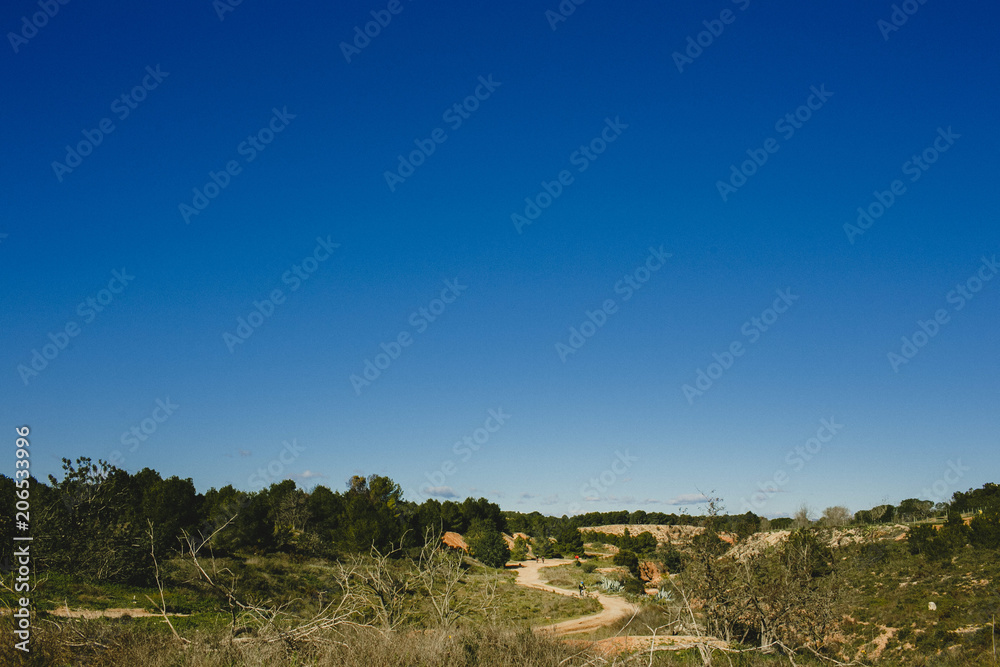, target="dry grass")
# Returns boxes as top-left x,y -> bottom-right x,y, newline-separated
0,617 -> 596,666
